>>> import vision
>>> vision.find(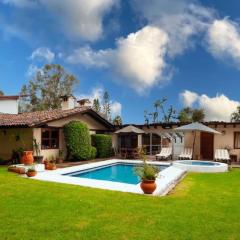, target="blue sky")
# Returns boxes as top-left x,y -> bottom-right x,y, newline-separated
1,0 -> 240,123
